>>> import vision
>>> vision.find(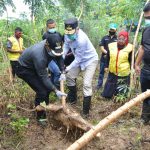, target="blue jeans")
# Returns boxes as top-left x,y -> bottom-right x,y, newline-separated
97,61 -> 105,88
140,71 -> 150,121
48,60 -> 60,88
